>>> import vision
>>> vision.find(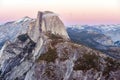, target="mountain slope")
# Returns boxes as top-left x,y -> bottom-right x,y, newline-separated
67,26 -> 120,59
0,11 -> 120,80
0,17 -> 34,49
67,24 -> 120,42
